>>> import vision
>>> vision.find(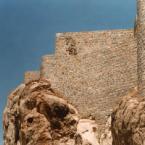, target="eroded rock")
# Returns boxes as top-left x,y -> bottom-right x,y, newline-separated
3,79 -> 112,145
3,80 -> 79,145
111,87 -> 145,145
